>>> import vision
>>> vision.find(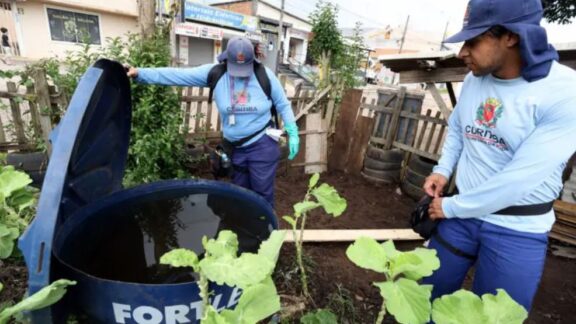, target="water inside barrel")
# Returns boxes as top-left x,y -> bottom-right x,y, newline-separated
60,193 -> 272,284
